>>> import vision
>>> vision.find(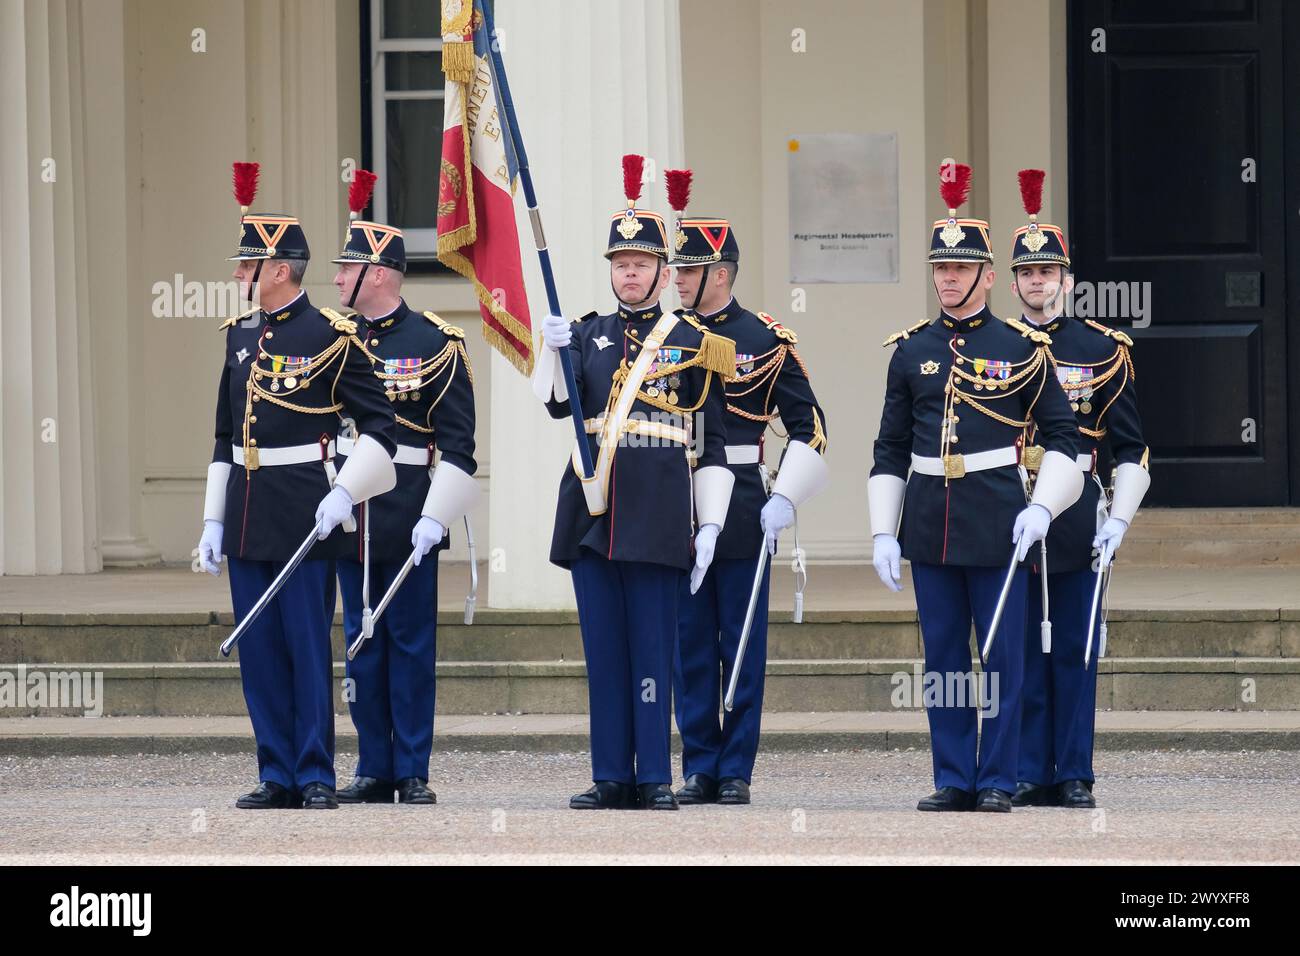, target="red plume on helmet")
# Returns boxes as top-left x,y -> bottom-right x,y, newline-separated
1018,168 -> 1045,219
622,155 -> 645,204
232,162 -> 259,212
665,168 -> 692,215
938,162 -> 972,216
348,169 -> 378,219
